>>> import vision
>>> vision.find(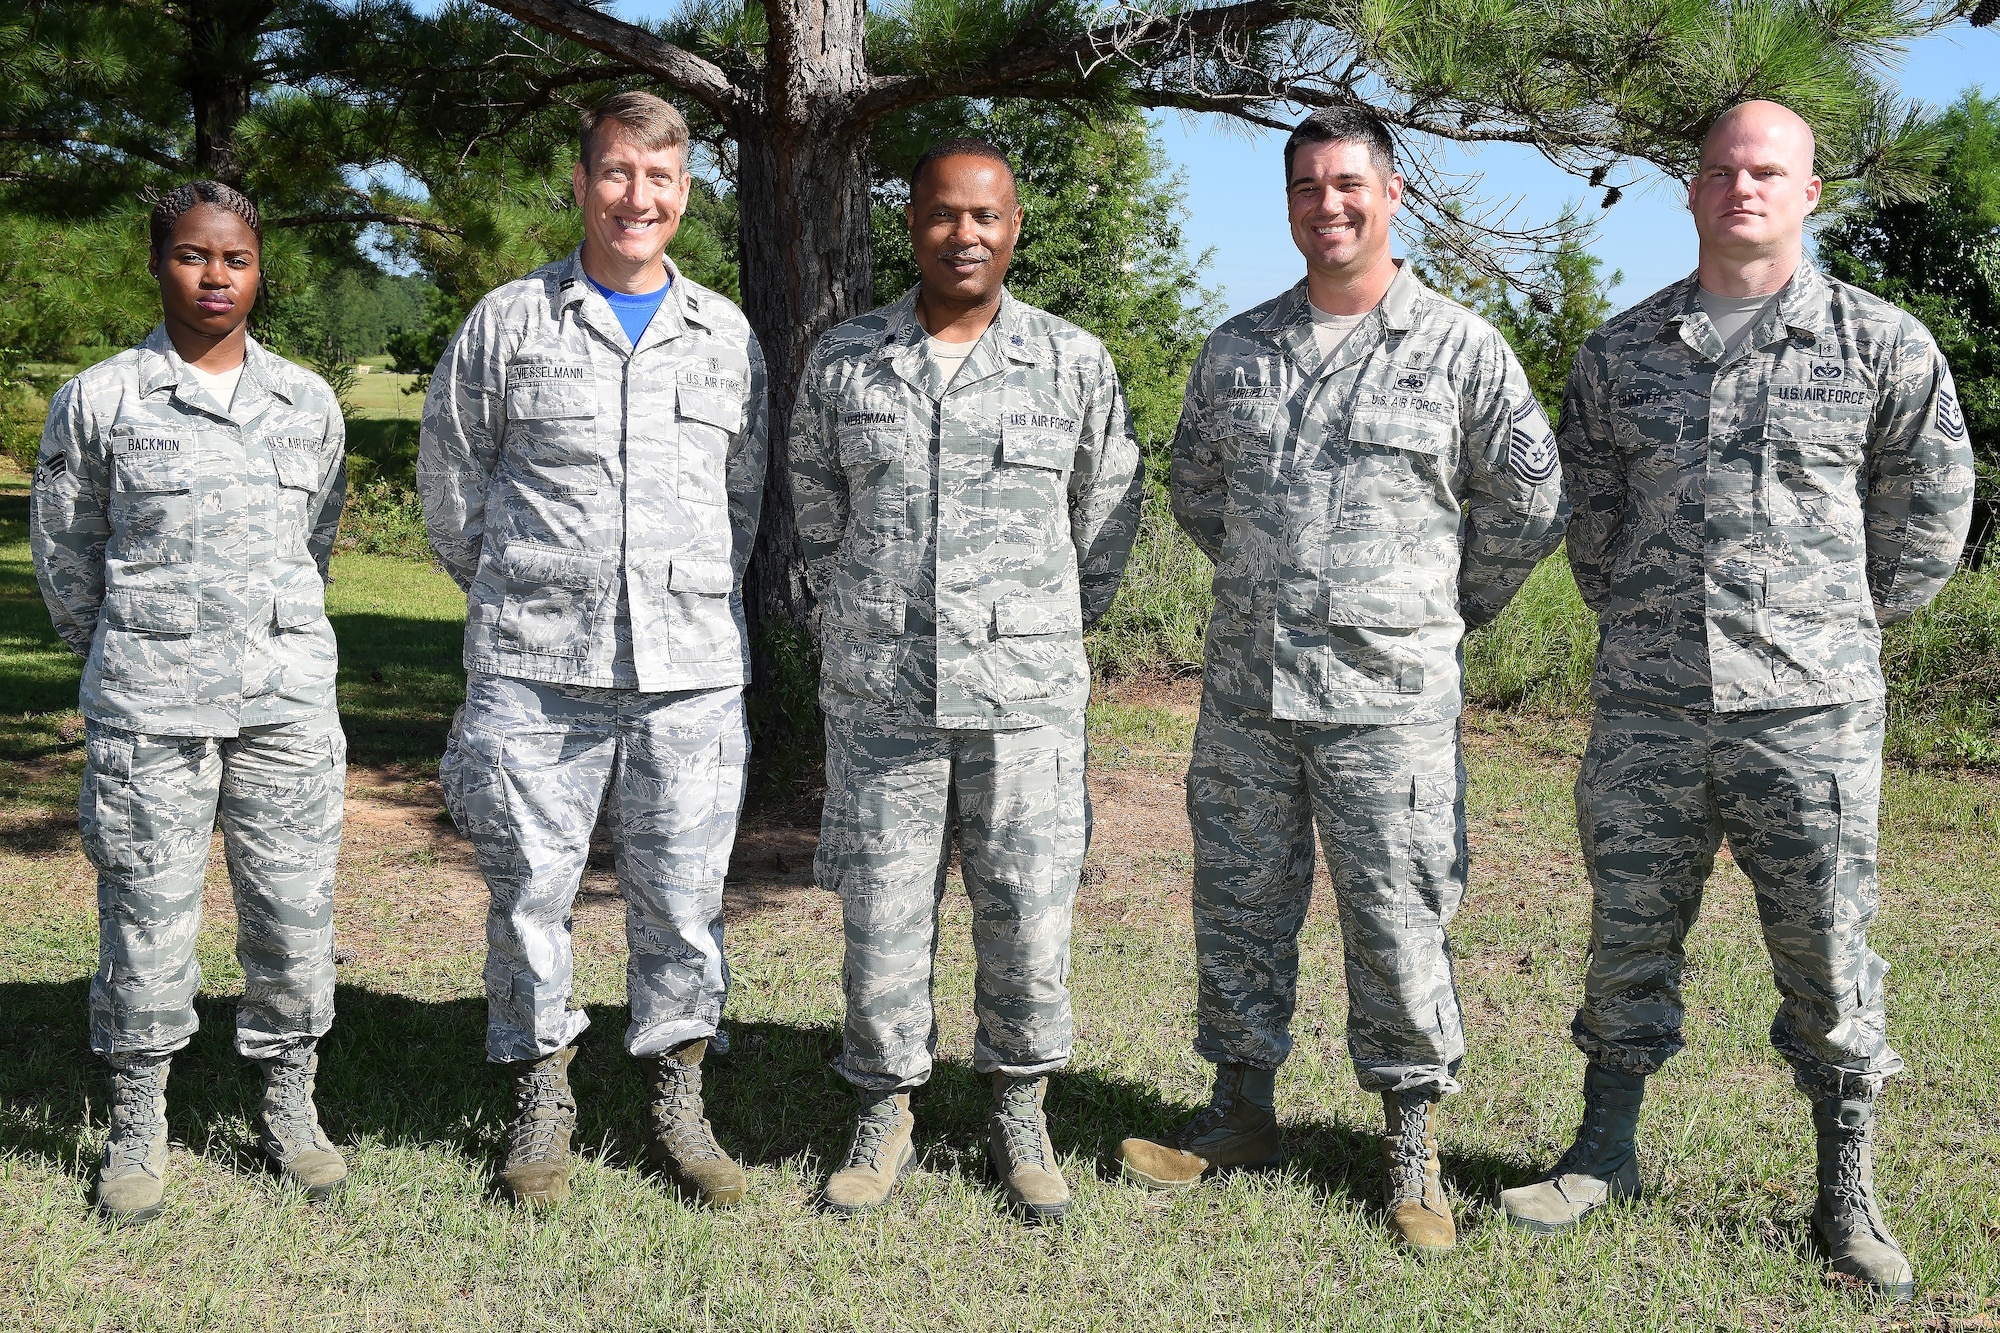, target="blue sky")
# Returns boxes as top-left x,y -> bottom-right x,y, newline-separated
1159,28 -> 1999,318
